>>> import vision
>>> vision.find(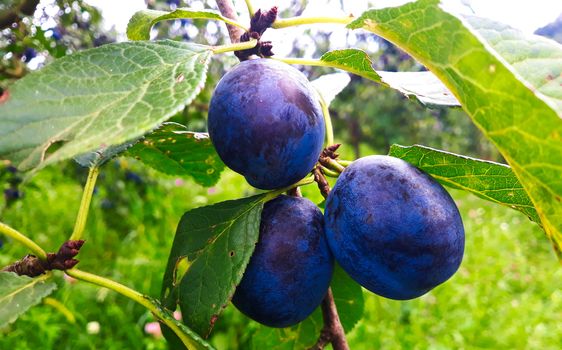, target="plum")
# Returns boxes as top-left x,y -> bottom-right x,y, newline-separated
232,195 -> 333,327
208,59 -> 325,190
324,155 -> 464,300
